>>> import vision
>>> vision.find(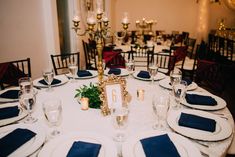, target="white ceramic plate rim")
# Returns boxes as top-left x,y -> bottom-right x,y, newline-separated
0,123 -> 46,157
38,131 -> 117,157
33,75 -> 69,88
122,130 -> 202,157
0,103 -> 28,127
67,70 -> 98,79
104,68 -> 129,77
132,71 -> 166,81
159,77 -> 198,90
167,109 -> 232,141
182,91 -> 227,111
